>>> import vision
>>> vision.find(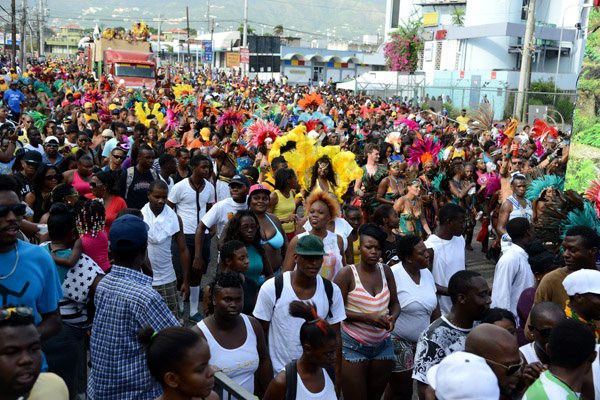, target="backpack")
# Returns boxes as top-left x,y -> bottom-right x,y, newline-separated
284,359 -> 335,400
274,273 -> 334,319
125,166 -> 158,199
